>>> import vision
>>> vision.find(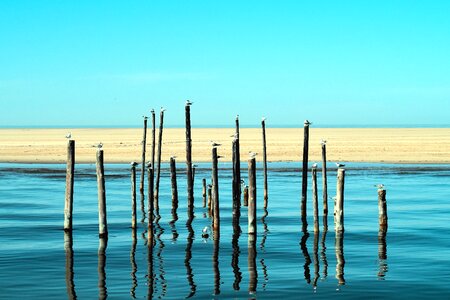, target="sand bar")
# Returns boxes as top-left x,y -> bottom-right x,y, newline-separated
0,128 -> 449,164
